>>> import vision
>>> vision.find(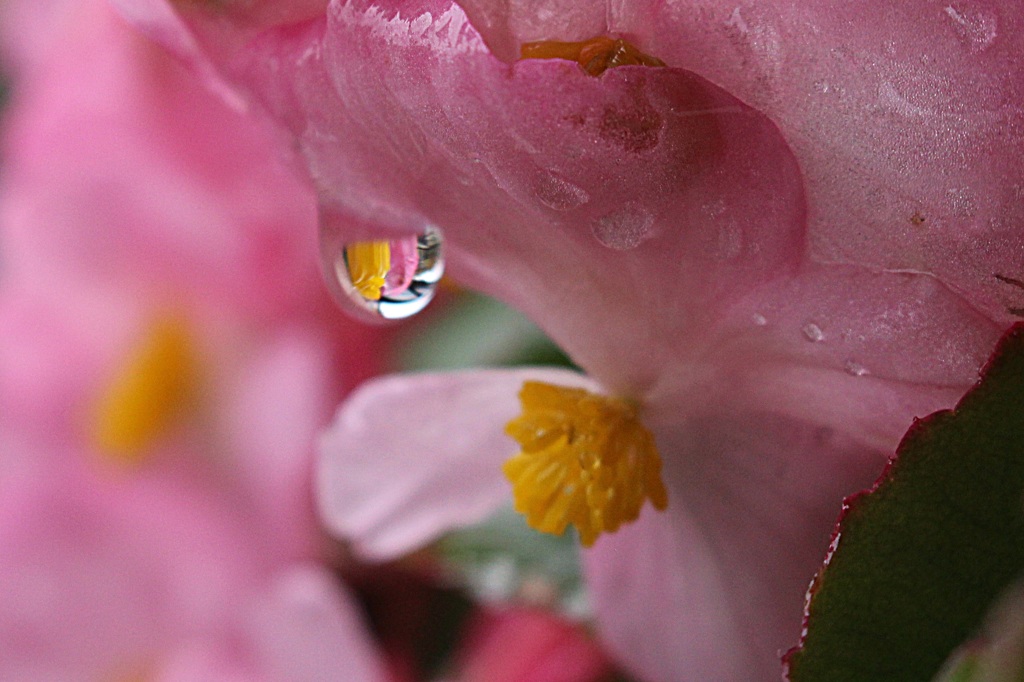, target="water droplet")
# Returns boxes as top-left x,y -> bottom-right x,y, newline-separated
714,223 -> 743,261
725,7 -> 749,35
944,5 -> 998,53
802,322 -> 825,342
752,313 -> 768,326
592,204 -> 655,251
322,227 -> 444,323
534,172 -> 590,211
844,360 -> 869,377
